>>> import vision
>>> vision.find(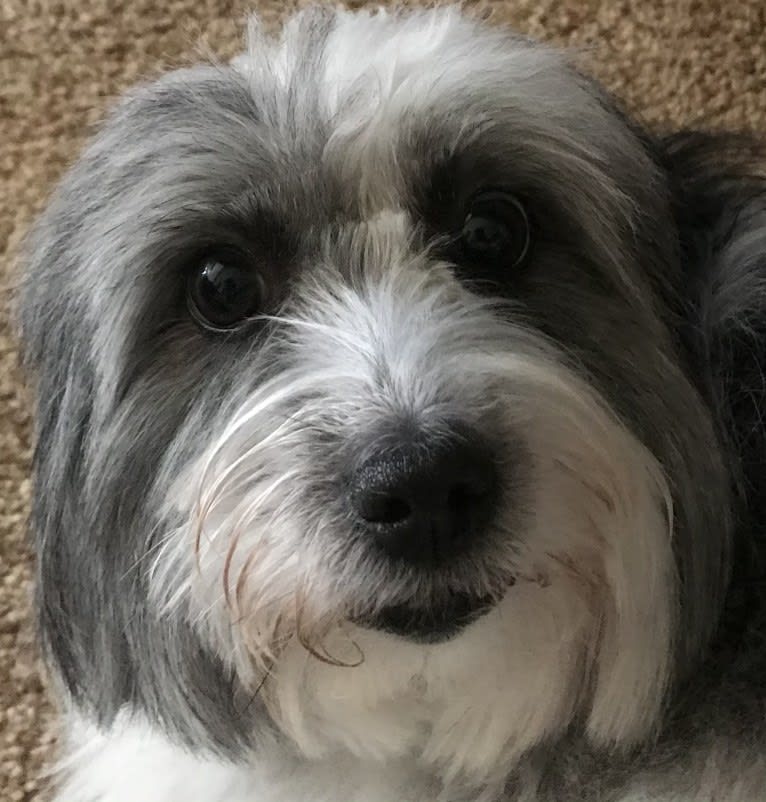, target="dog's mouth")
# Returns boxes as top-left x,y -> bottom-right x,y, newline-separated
359,590 -> 502,643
